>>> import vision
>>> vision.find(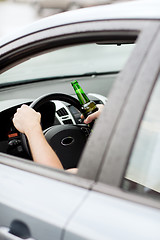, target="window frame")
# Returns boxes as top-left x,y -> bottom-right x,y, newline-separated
93,23 -> 160,207
0,19 -> 159,190
78,20 -> 160,180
